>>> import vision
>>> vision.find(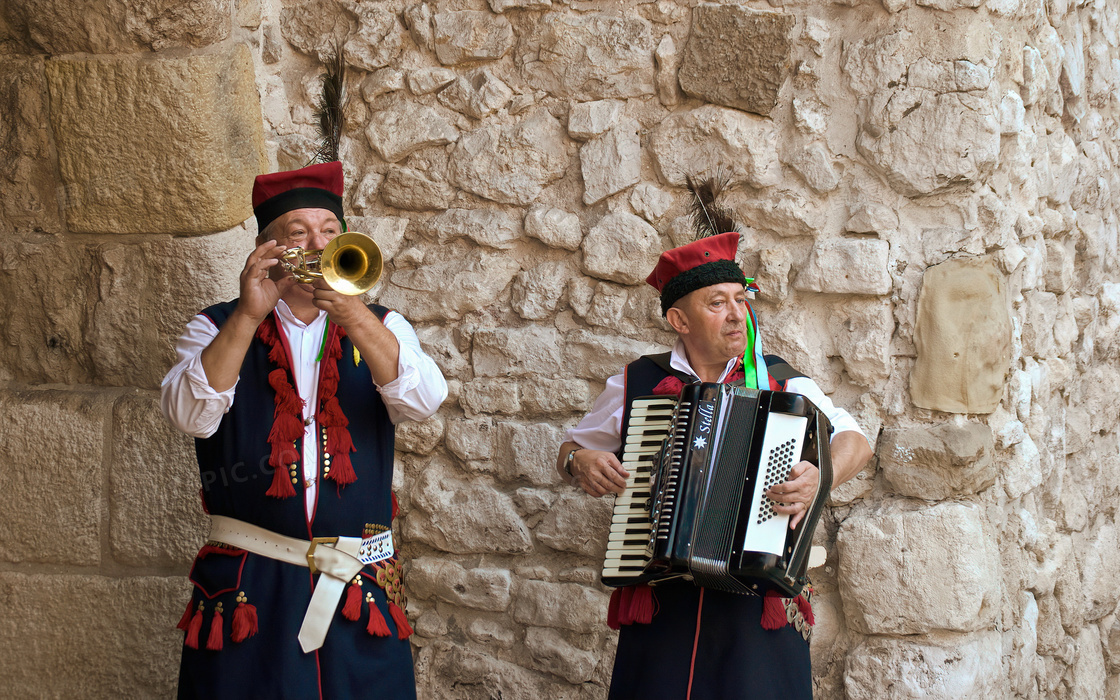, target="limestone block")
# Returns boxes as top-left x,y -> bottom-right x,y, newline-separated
1000,90 -> 1025,135
381,165 -> 454,212
346,216 -> 408,262
879,422 -> 996,499
524,207 -> 583,250
581,119 -> 641,205
525,627 -> 599,683
449,110 -> 569,206
489,0 -> 550,11
828,299 -> 893,386
460,378 -> 520,416
794,239 -> 892,295
365,101 -> 459,163
396,415 -> 445,455
262,23 -> 283,63
568,100 -> 624,141
402,3 -> 433,52
1045,240 -> 1074,293
408,67 -> 456,95
563,329 -> 662,381
0,573 -> 188,698
110,392 -> 208,567
432,11 -> 514,65
379,248 -> 521,322
629,183 -> 674,223
1003,433 -> 1042,500
732,190 -> 824,237
845,202 -> 898,234
837,502 -> 999,634
910,257 -> 1011,414
844,632 -> 1003,699
678,5 -> 794,117
581,212 -> 661,285
426,208 -> 521,250
514,488 -> 556,517
493,422 -> 564,486
437,69 -> 512,120
857,89 -> 999,197
416,642 -> 571,699
445,417 -> 495,462
519,13 -> 656,100
0,389 -> 107,565
512,261 -> 574,321
1076,522 -> 1120,623
1072,627 -> 1107,700
341,5 -> 403,72
363,67 -> 406,100
788,142 -> 840,193
407,558 -> 512,611
655,33 -> 682,107
756,247 -> 792,302
651,105 -> 781,189
45,47 -> 266,235
407,464 -> 532,553
2,0 -> 230,54
466,618 -> 515,647
520,378 -> 592,416
279,0 -> 352,62
473,326 -> 564,378
415,325 -> 469,381
512,579 -> 608,633
0,58 -> 61,234
535,491 -> 612,558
